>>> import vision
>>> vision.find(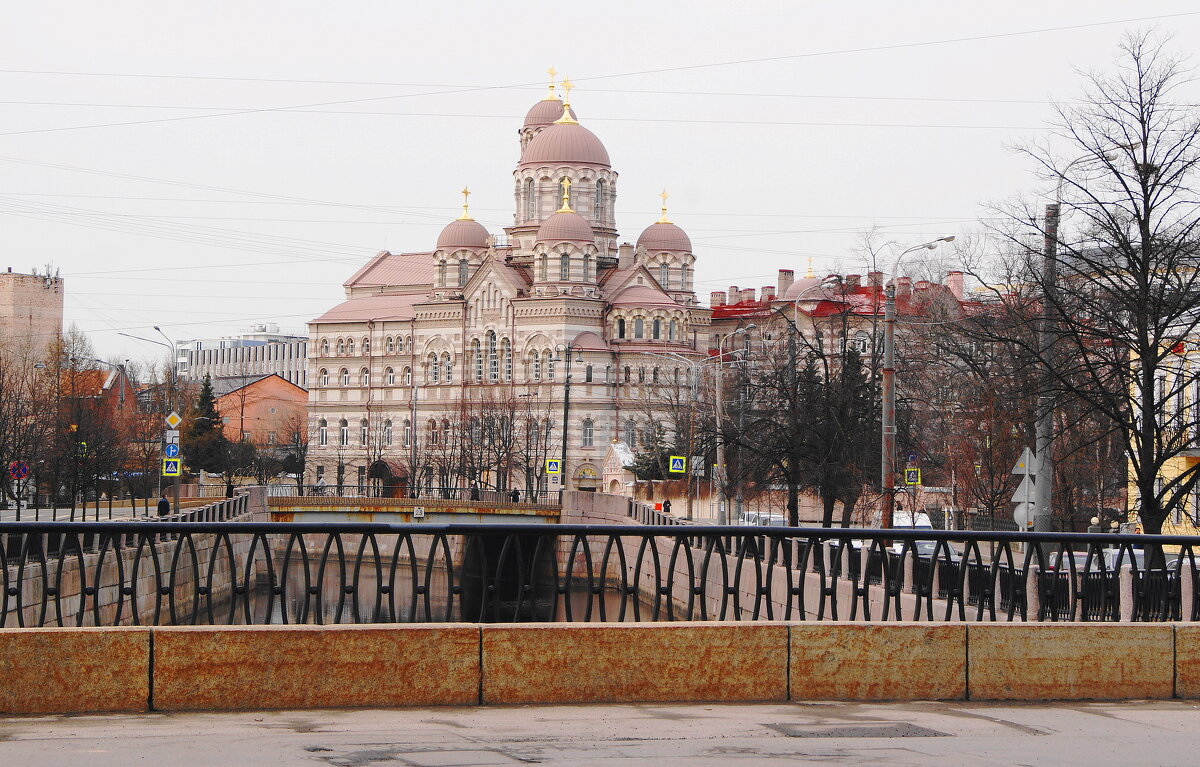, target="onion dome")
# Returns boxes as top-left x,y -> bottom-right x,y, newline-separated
525,98 -> 576,128
436,187 -> 489,249
536,210 -> 594,244
520,121 -> 610,167
636,190 -> 691,251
